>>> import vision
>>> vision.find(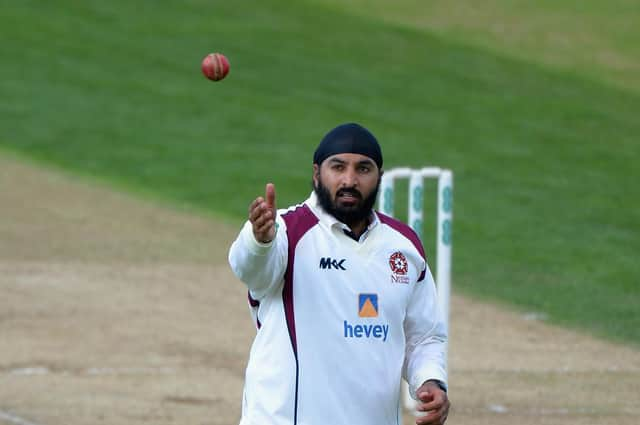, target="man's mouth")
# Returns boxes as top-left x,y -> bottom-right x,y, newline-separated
336,190 -> 361,204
